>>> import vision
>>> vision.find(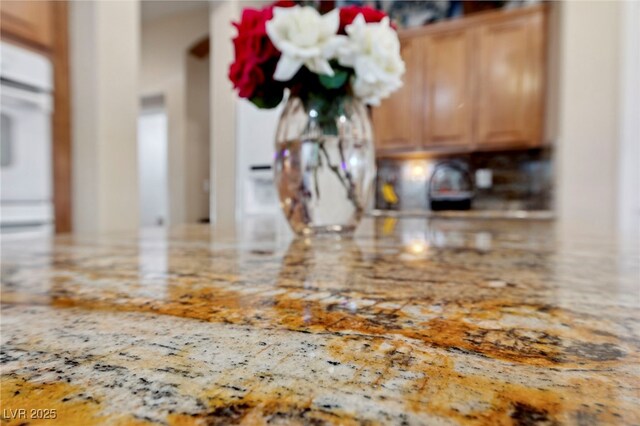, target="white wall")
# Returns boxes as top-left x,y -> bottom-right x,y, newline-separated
555,1 -> 622,236
618,0 -> 640,239
140,7 -> 209,225
236,100 -> 282,217
138,110 -> 168,227
70,0 -> 140,233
